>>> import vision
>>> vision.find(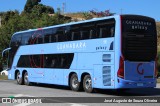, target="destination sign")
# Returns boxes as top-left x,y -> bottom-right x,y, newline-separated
122,19 -> 155,33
